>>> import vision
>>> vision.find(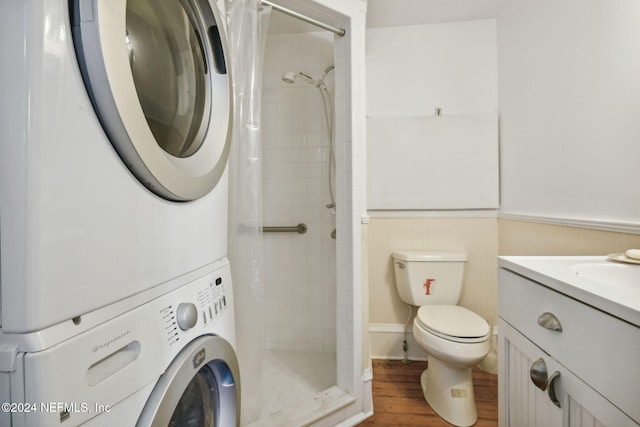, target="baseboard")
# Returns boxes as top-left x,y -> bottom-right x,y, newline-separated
369,323 -> 498,361
362,367 -> 373,383
369,323 -> 427,361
